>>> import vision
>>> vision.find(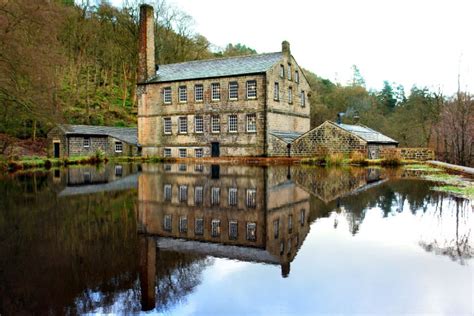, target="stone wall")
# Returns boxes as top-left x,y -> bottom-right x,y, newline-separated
290,121 -> 367,157
267,134 -> 290,157
380,147 -> 435,161
47,127 -> 68,158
